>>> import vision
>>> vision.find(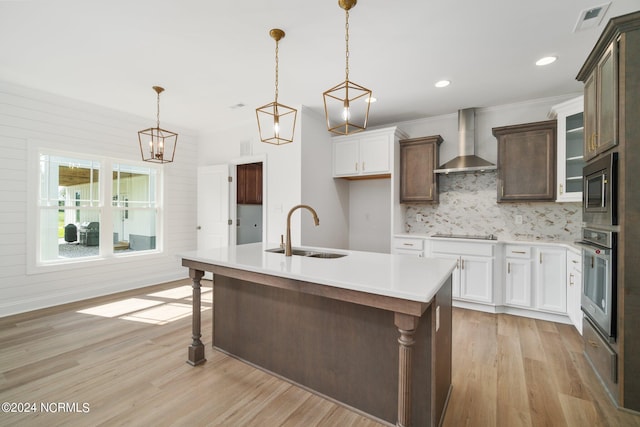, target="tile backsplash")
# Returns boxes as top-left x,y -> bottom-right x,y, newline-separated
403,172 -> 582,242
